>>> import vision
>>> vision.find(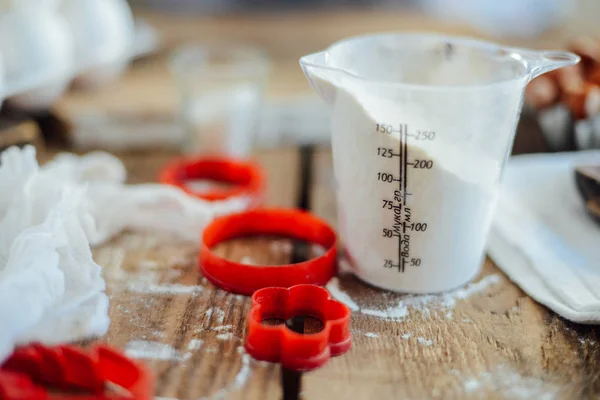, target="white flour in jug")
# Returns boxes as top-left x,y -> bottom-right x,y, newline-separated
330,84 -> 503,293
